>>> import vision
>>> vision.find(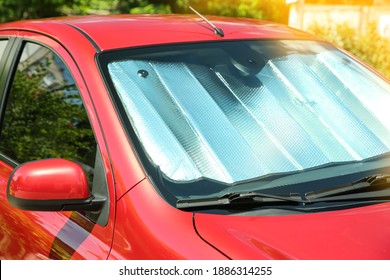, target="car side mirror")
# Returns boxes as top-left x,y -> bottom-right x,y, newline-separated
7,158 -> 105,211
